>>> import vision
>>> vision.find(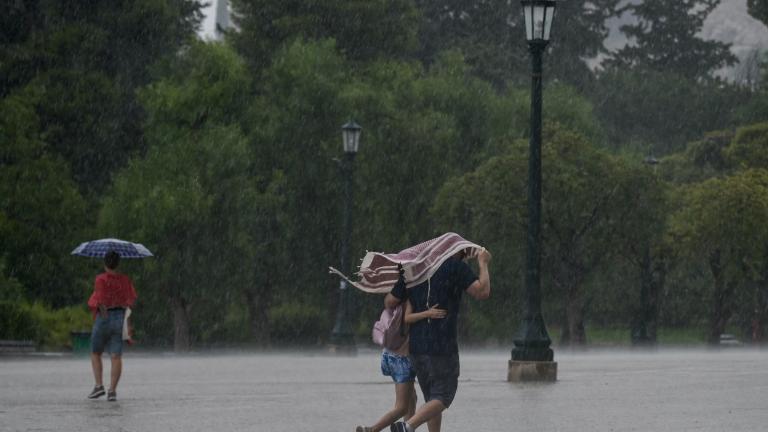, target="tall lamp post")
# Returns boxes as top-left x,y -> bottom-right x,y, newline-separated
508,0 -> 558,382
330,120 -> 362,354
632,155 -> 660,346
